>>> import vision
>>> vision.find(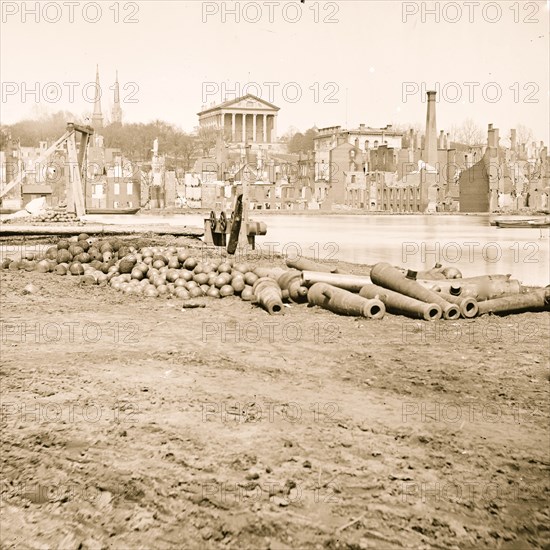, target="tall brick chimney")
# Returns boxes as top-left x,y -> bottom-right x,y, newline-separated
487,124 -> 496,148
424,91 -> 438,166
